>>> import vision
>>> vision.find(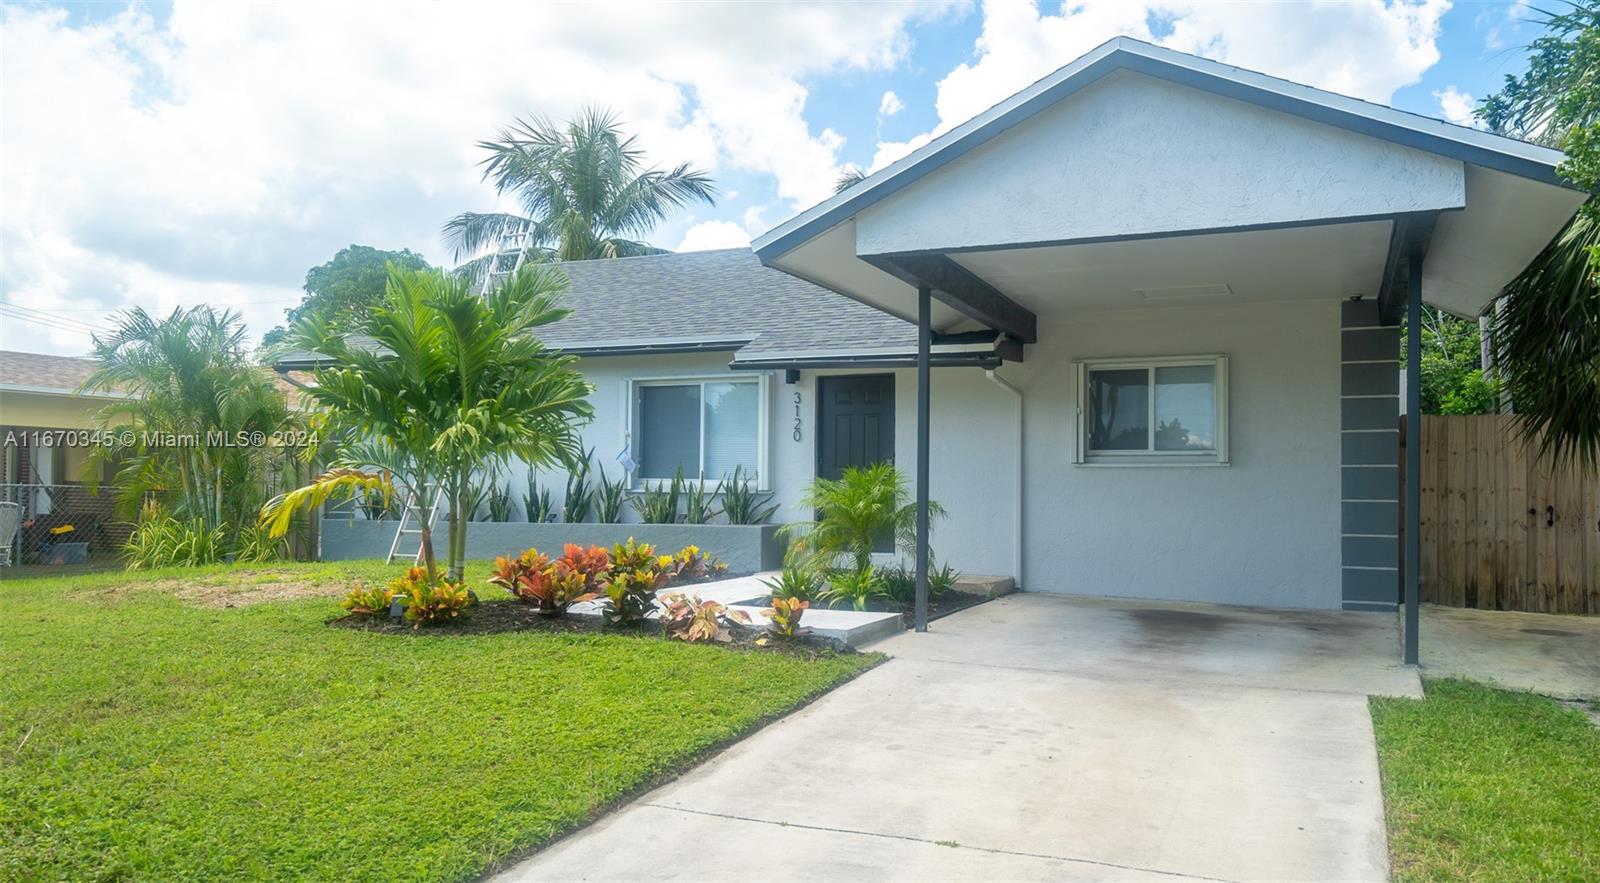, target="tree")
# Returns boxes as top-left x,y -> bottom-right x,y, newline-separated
834,166 -> 868,194
1477,1 -> 1600,469
261,245 -> 429,347
1401,306 -> 1500,415
83,306 -> 298,541
779,463 -> 944,578
261,264 -> 594,584
443,107 -> 716,273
